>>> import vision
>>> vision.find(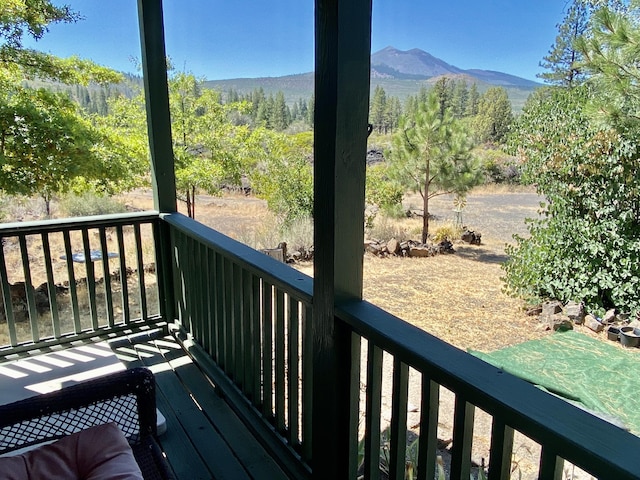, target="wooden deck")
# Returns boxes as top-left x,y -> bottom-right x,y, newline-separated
110,328 -> 289,480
